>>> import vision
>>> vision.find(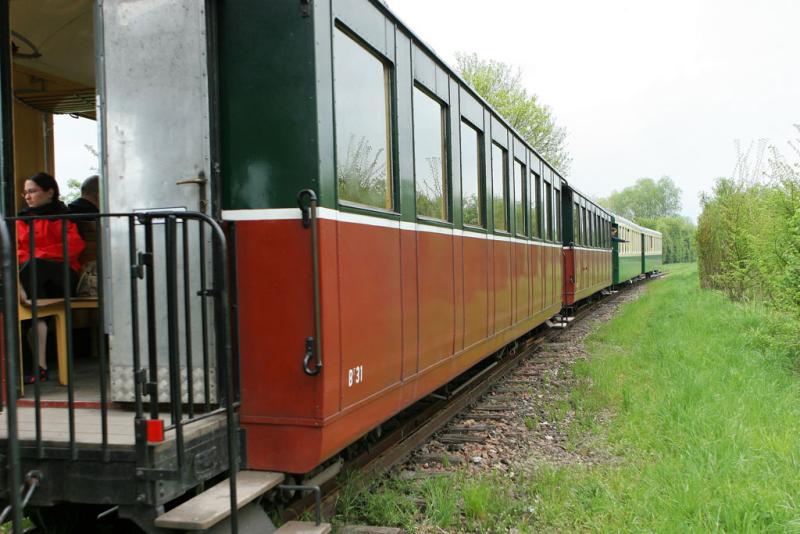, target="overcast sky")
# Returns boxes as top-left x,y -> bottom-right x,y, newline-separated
54,0 -> 800,219
388,0 -> 800,220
